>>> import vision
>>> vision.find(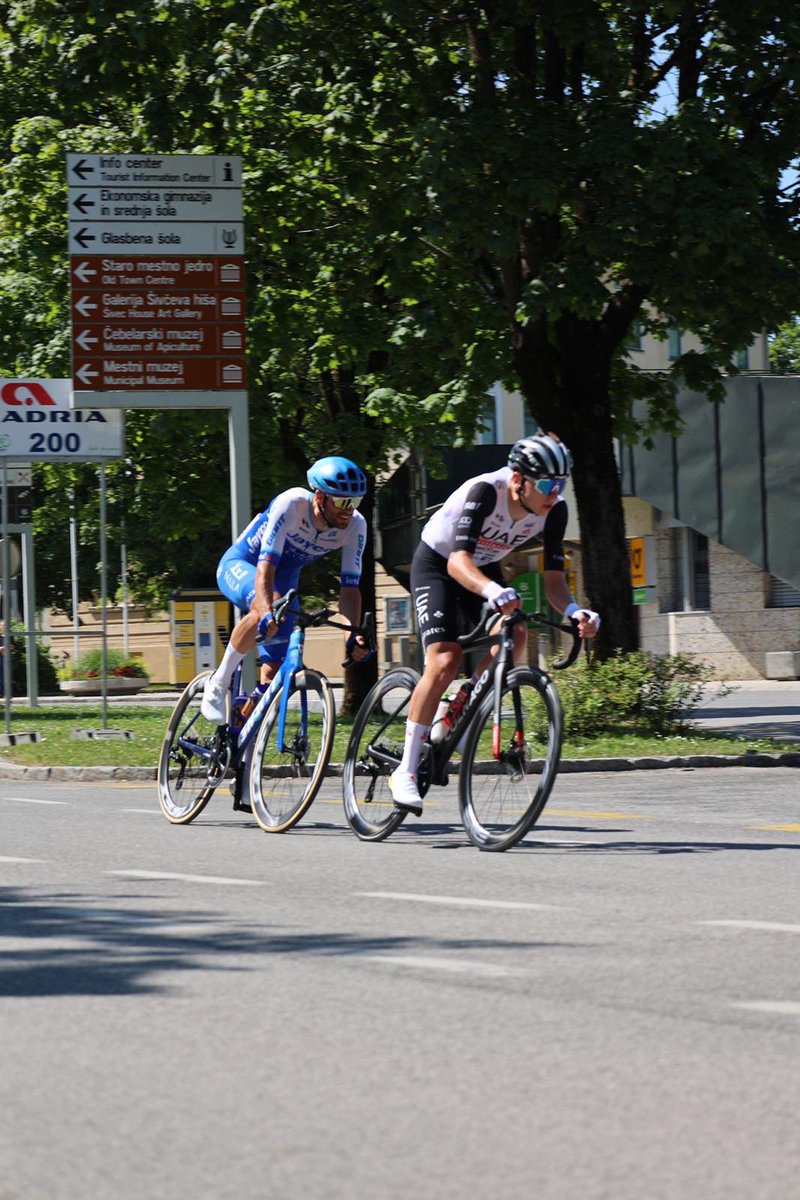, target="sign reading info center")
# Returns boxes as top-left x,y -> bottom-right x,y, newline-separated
67,153 -> 246,406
